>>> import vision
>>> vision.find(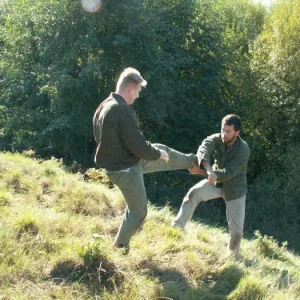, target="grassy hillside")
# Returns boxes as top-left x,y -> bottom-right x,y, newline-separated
0,152 -> 300,299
